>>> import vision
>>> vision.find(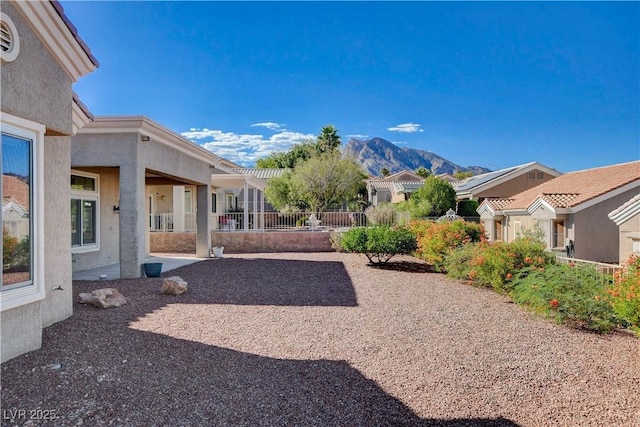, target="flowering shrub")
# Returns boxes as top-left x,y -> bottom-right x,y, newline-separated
410,220 -> 484,272
607,253 -> 640,334
510,263 -> 616,333
340,225 -> 417,264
